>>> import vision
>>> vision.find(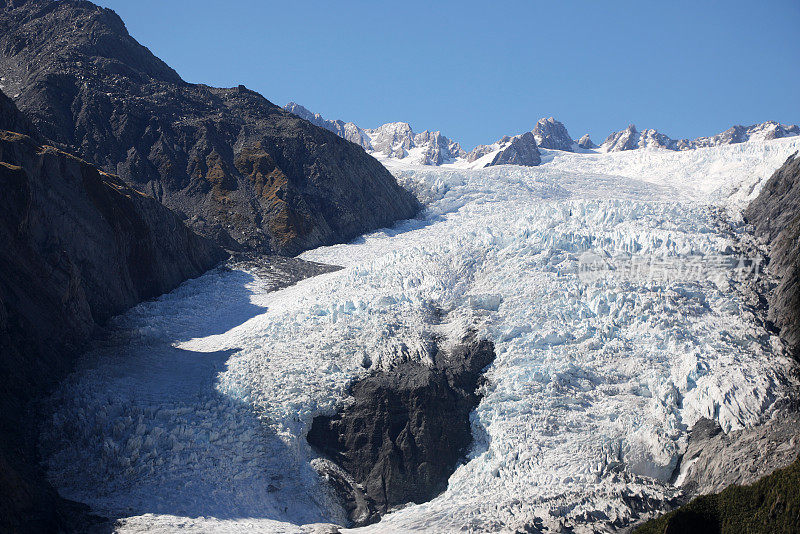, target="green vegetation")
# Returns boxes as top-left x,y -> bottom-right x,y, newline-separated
635,457 -> 800,534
